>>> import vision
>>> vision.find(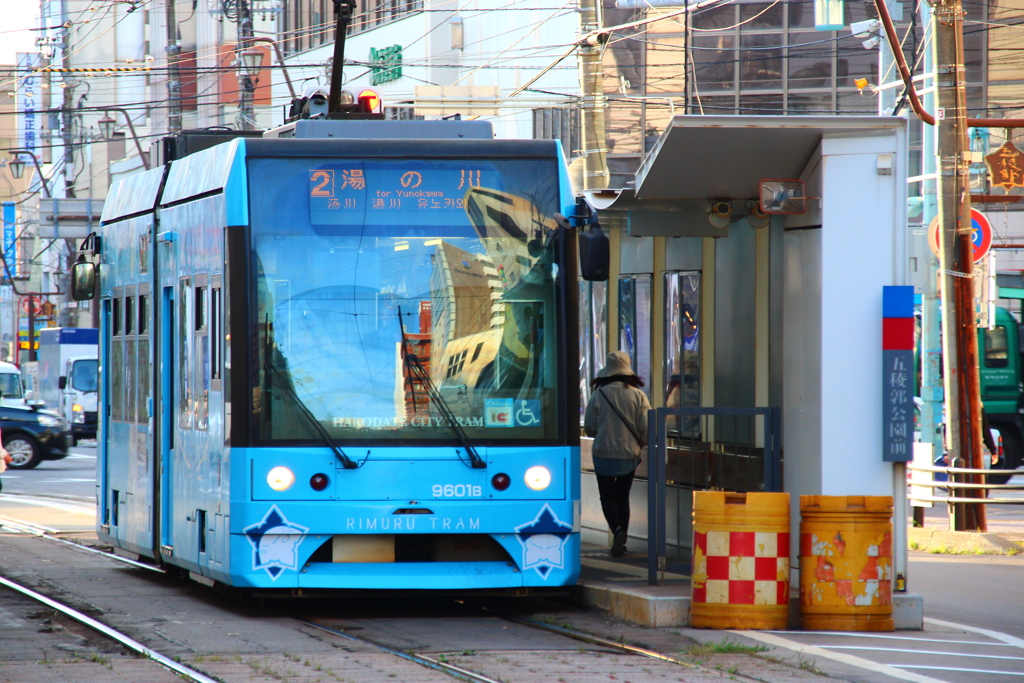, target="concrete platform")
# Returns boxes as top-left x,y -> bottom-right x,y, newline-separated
573,543 -> 924,630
